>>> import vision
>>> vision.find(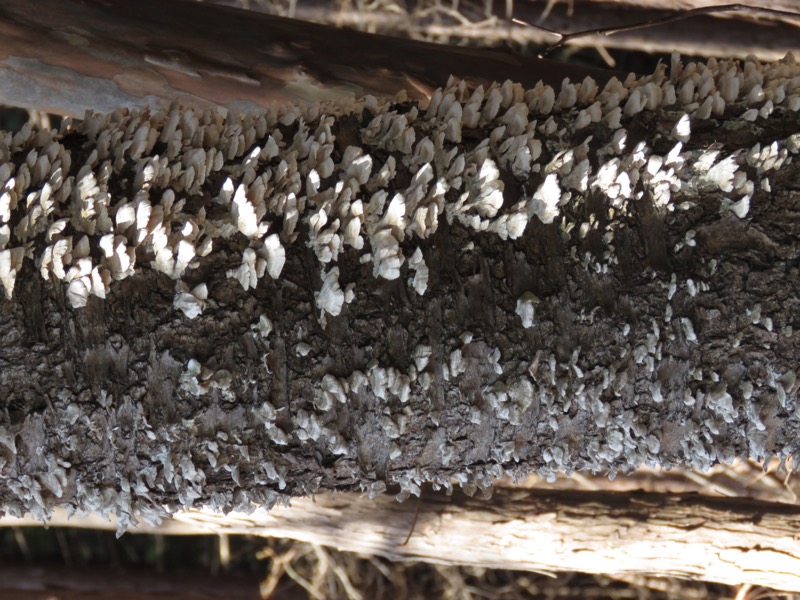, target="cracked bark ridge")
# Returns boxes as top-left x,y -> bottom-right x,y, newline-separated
1,53 -> 800,533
